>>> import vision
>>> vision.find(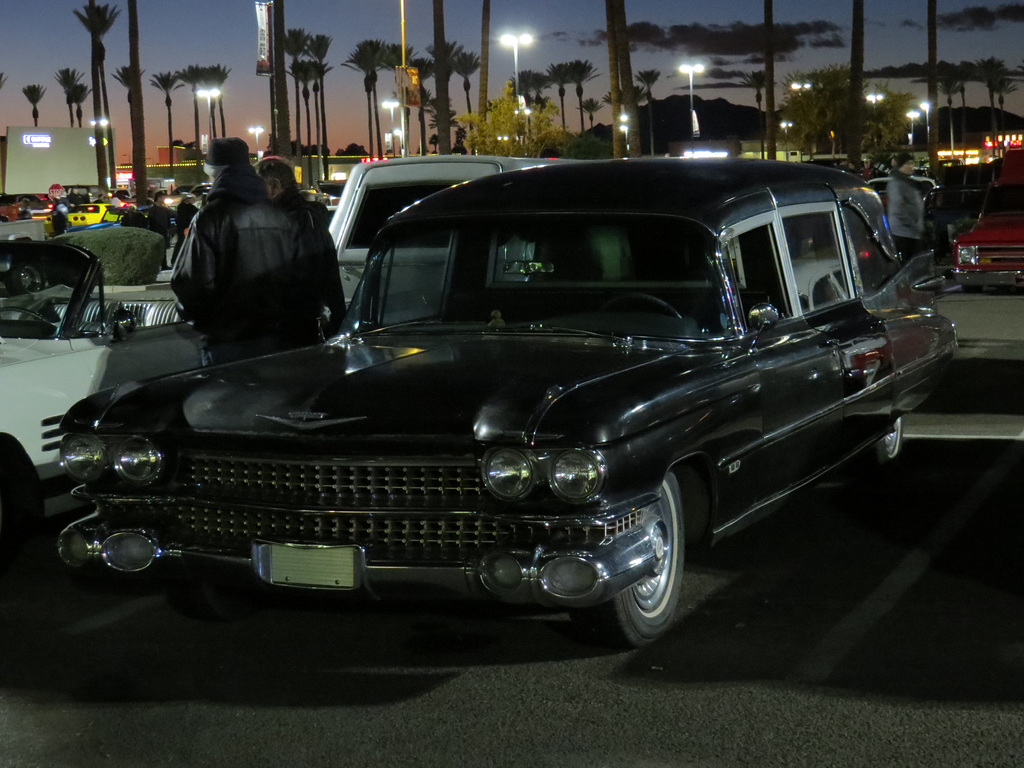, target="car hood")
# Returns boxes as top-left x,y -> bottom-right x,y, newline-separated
957,214 -> 1024,245
0,337 -> 71,364
67,332 -> 737,445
